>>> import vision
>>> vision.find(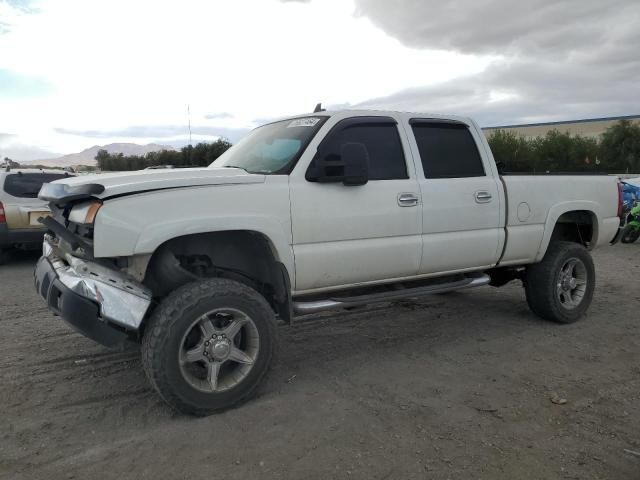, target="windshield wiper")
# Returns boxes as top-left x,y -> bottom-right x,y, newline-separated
221,165 -> 272,175
221,165 -> 250,173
